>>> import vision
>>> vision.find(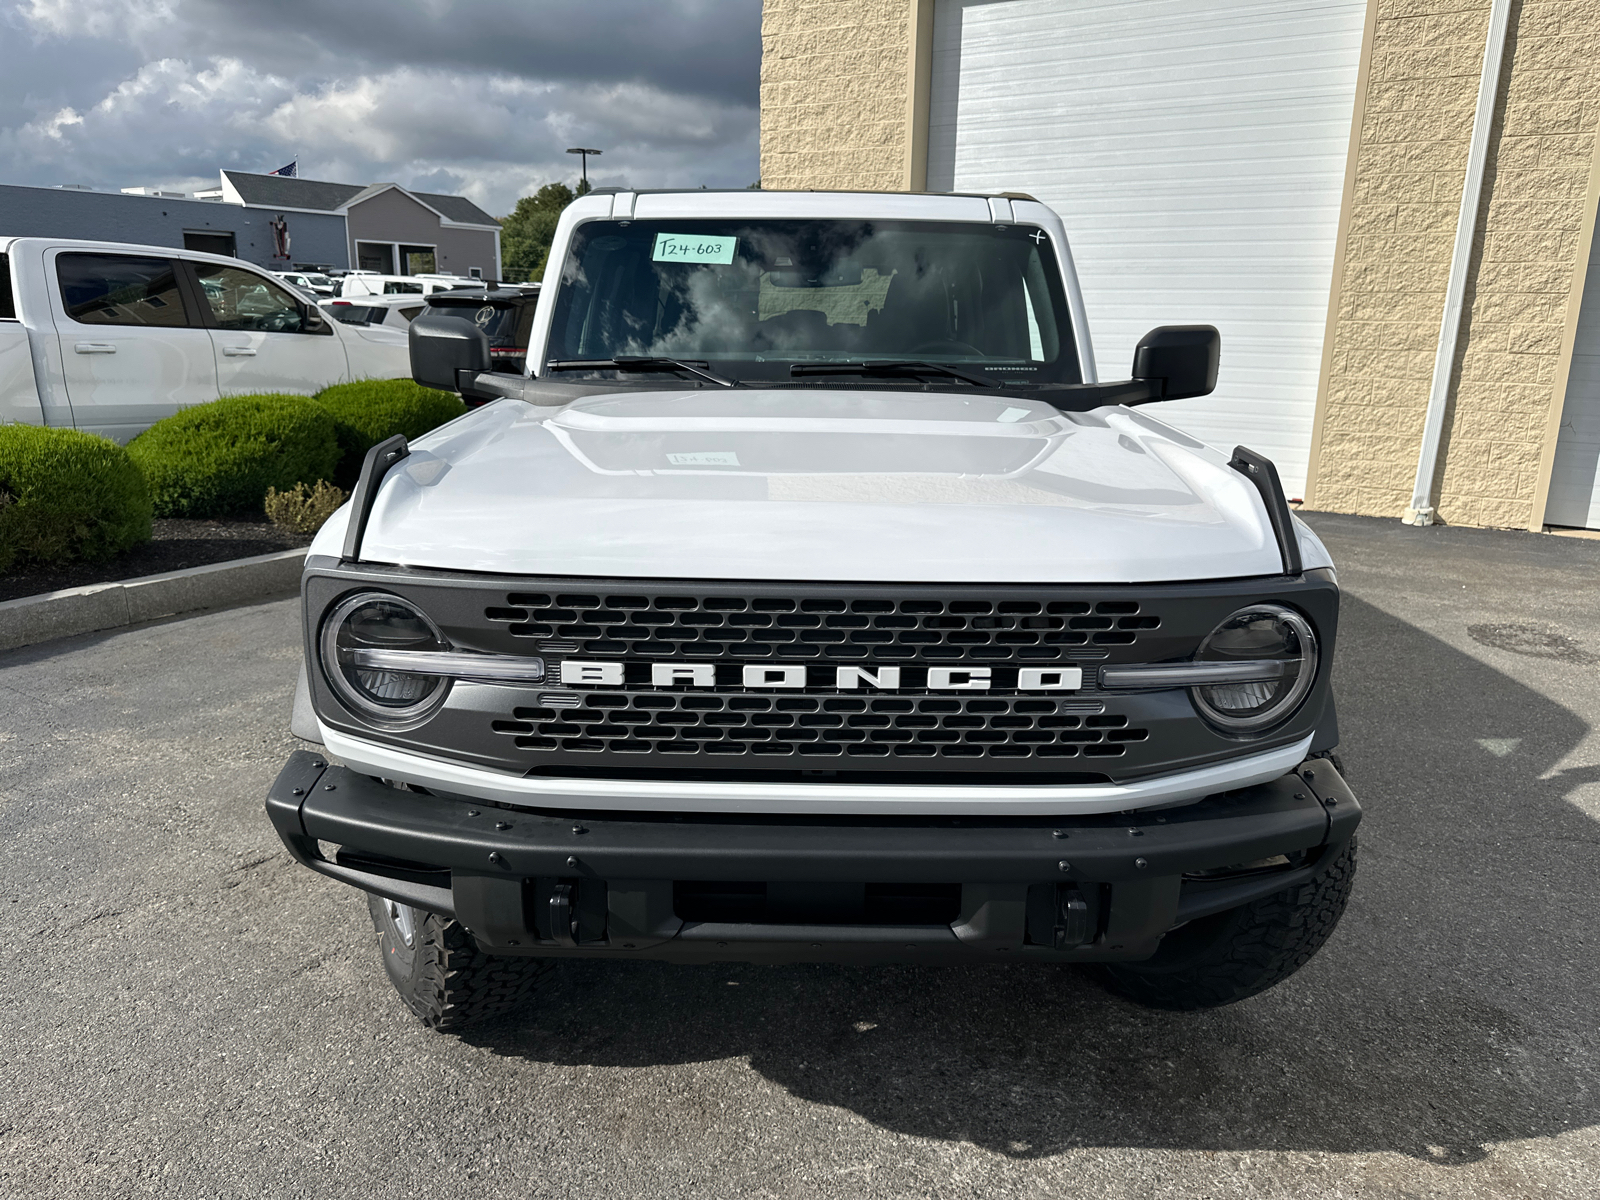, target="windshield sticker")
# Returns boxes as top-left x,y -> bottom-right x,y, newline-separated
652,233 -> 738,265
667,451 -> 740,466
997,406 -> 1032,423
